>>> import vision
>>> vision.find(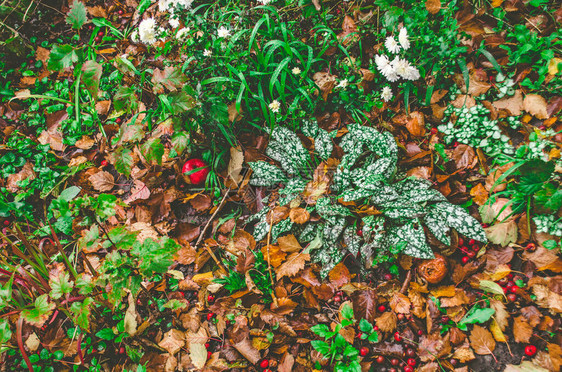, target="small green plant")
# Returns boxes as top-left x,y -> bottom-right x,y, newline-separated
249,121 -> 486,277
311,304 -> 360,372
